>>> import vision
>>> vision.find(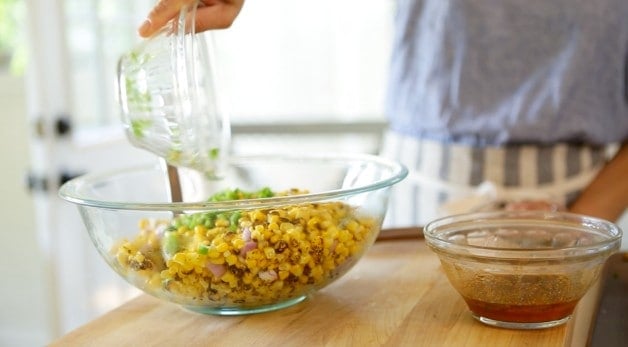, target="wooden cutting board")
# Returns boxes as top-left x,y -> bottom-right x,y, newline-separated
50,235 -> 596,346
